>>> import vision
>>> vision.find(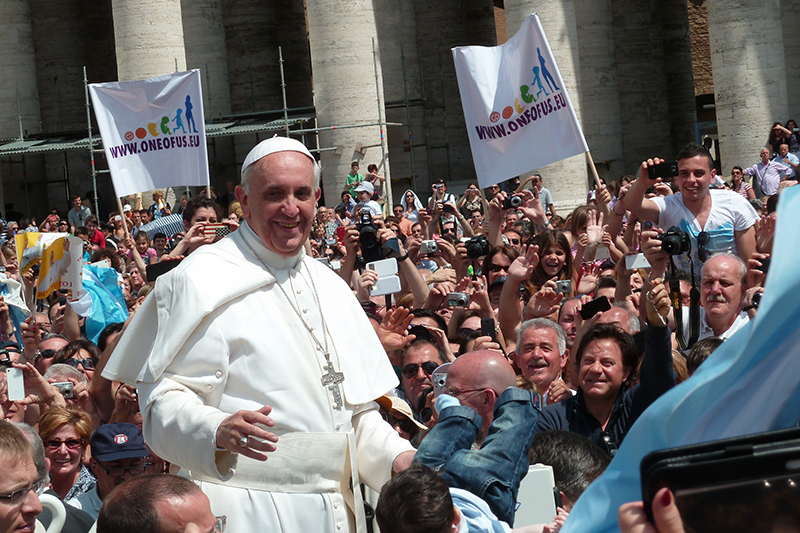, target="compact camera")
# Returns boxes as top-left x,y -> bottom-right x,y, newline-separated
445,292 -> 471,307
419,240 -> 438,255
502,195 -> 523,210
